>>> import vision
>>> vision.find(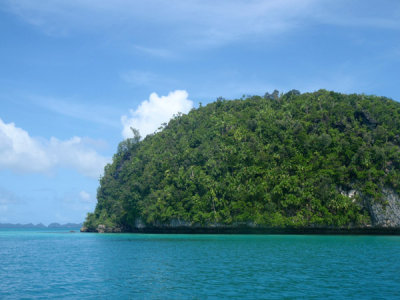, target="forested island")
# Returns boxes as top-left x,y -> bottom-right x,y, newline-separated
82,90 -> 400,234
